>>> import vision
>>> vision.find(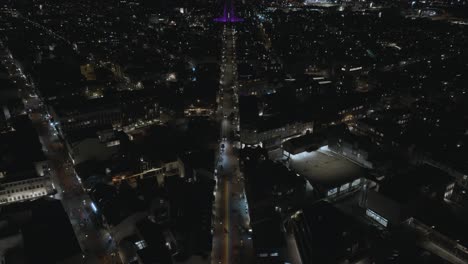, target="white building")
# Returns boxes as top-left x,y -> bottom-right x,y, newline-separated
0,176 -> 56,205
